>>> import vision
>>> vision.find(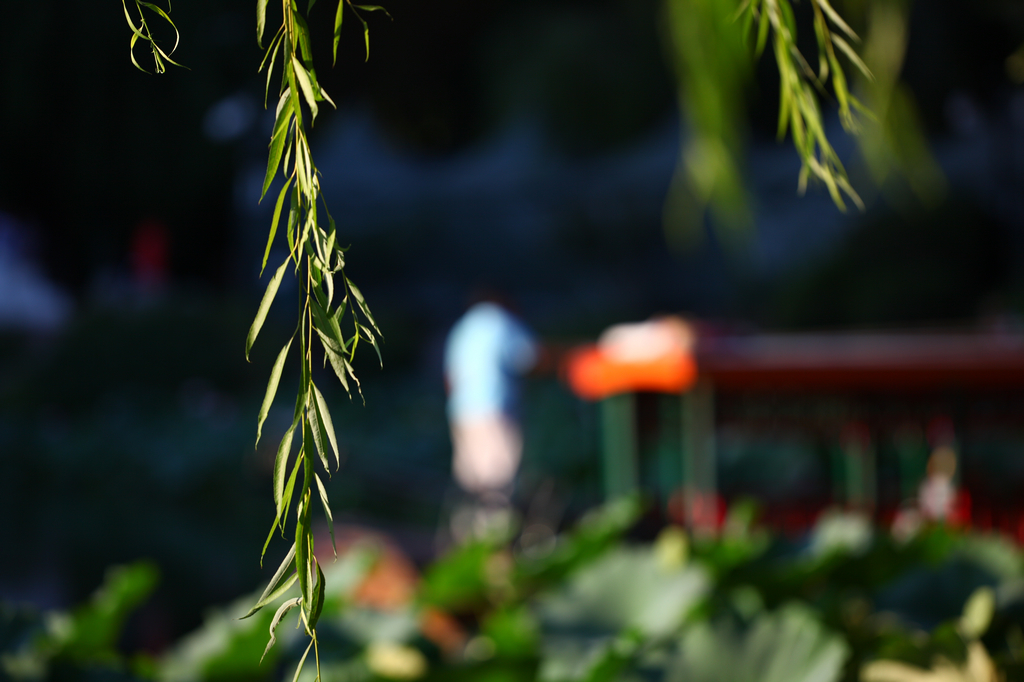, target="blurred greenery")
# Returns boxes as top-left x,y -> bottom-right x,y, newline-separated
11,504 -> 1024,682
